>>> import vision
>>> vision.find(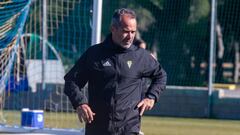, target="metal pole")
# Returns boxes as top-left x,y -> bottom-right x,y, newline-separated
208,0 -> 217,117
91,0 -> 103,45
234,43 -> 239,83
42,0 -> 47,90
